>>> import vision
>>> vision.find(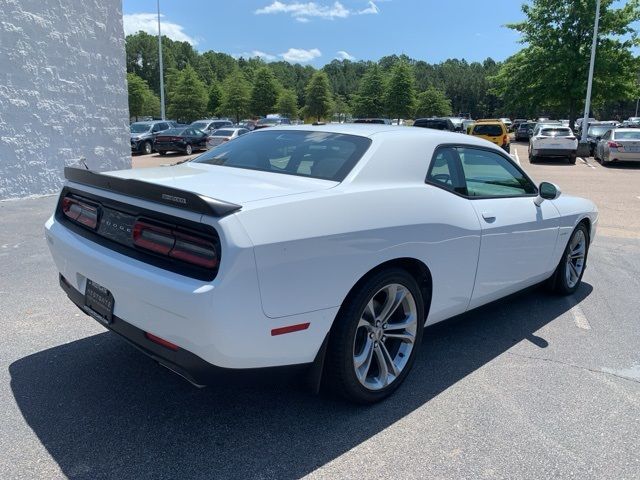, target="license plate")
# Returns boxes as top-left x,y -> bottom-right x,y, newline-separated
85,279 -> 114,324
